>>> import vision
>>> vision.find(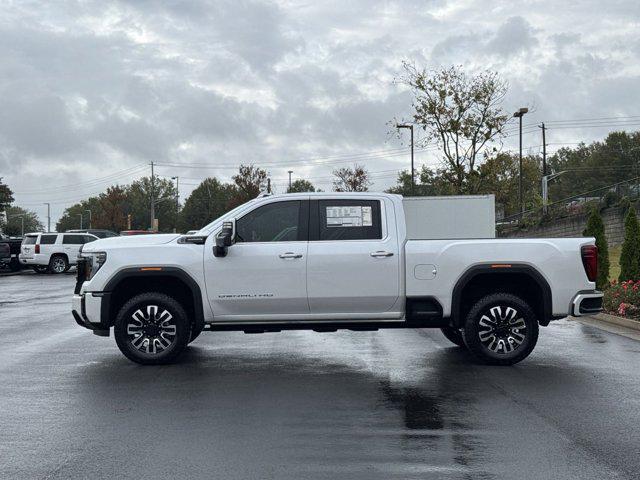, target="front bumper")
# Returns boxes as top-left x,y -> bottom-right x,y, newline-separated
571,291 -> 604,316
72,293 -> 110,335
